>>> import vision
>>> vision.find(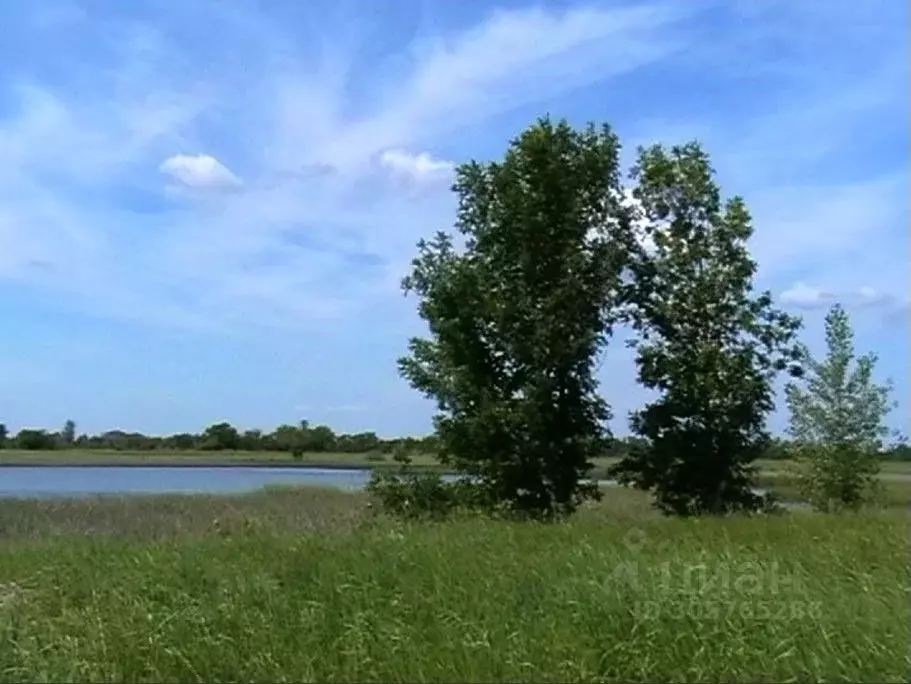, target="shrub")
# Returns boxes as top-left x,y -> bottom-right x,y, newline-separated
789,444 -> 883,512
366,470 -> 488,520
366,452 -> 489,520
